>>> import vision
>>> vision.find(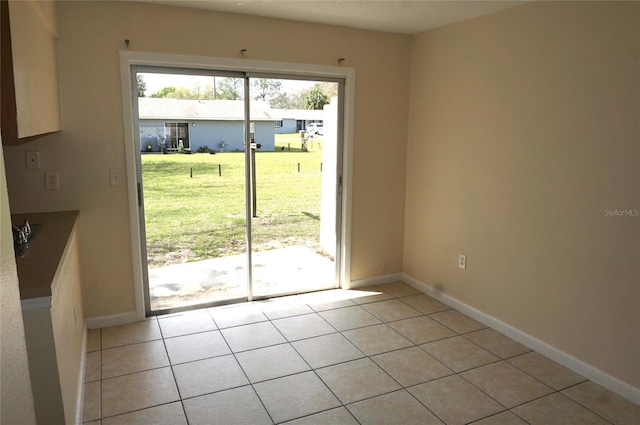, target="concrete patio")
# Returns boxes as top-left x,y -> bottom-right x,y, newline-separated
148,246 -> 335,311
